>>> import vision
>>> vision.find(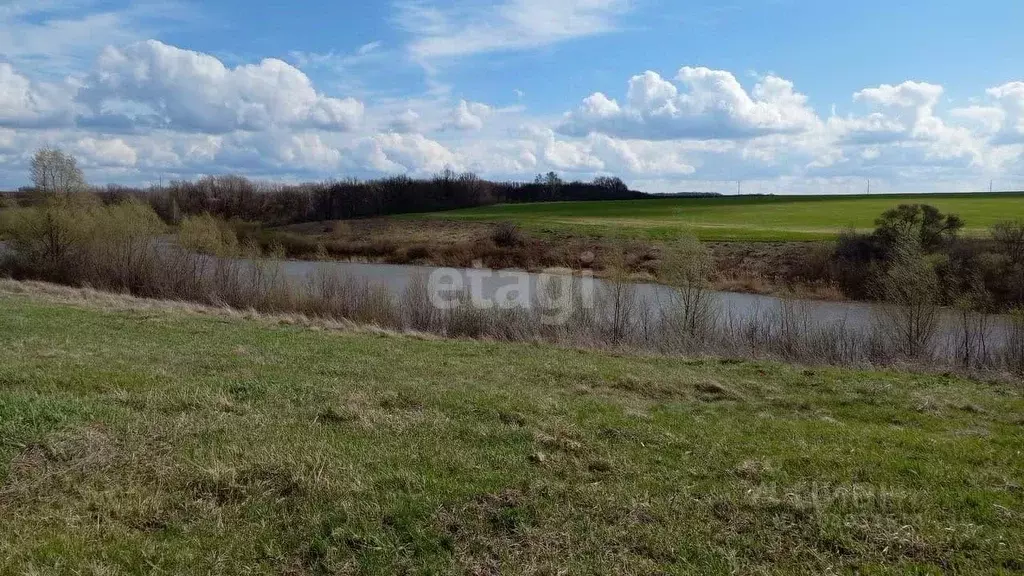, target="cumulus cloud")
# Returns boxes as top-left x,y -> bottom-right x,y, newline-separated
388,109 -> 421,133
362,133 -> 460,174
0,63 -> 74,128
825,81 -> 946,144
559,67 -> 819,140
444,100 -> 491,131
76,40 -> 365,134
521,127 -> 696,175
949,106 -> 1005,134
824,80 -> 991,172
5,26 -> 1024,195
987,81 -> 1024,144
73,137 -> 138,167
